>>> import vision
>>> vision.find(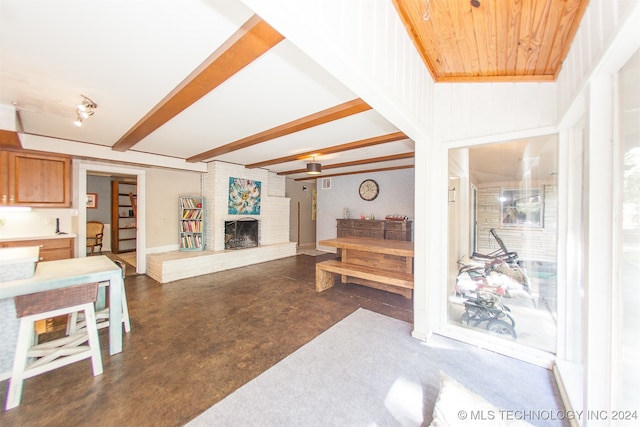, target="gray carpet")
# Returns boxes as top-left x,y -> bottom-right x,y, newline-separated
186,309 -> 566,427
